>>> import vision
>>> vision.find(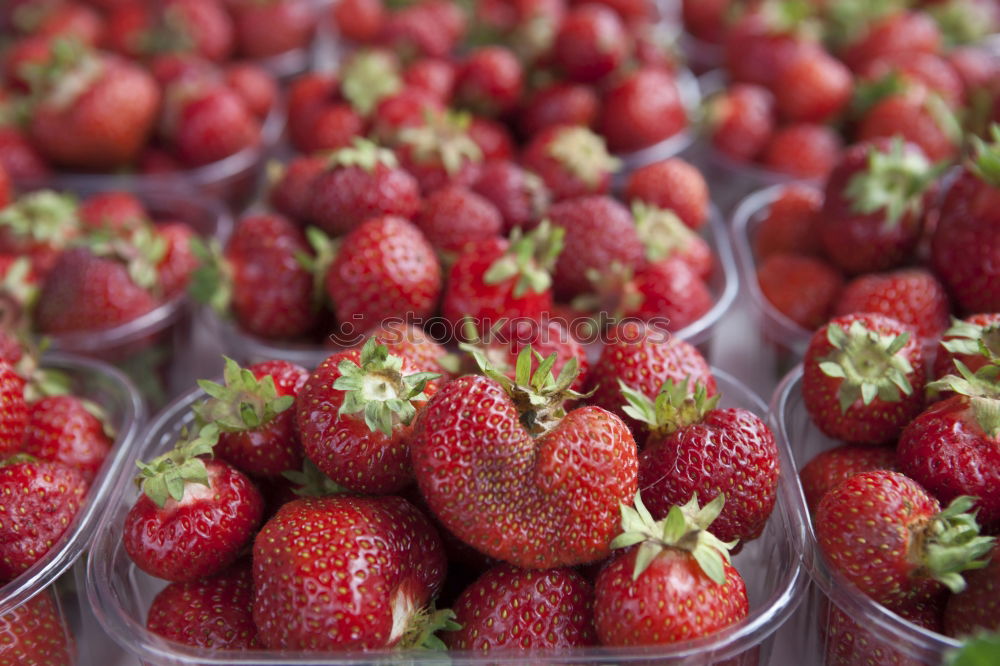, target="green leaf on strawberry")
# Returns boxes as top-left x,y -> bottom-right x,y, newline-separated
188,236 -> 232,315
195,357 -> 295,432
819,320 -> 915,413
0,190 -> 79,246
398,109 -> 483,175
921,495 -> 997,593
945,632 -> 1000,666
282,459 -> 347,498
844,137 -> 940,226
942,317 -> 1000,364
970,124 -> 1000,188
341,50 -> 402,117
546,126 -> 621,188
400,605 -> 462,651
483,220 -> 564,297
928,360 -> 1000,437
326,136 -> 400,171
620,377 -> 720,438
135,422 -> 220,508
